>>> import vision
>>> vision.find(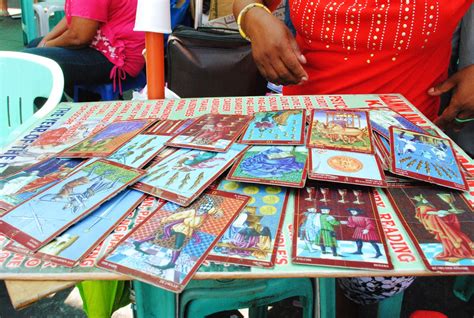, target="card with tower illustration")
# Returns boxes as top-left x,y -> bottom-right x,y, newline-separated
226,145 -> 308,188
97,190 -> 249,293
386,186 -> 474,273
165,114 -> 252,152
132,144 -> 249,206
389,127 -> 469,191
0,159 -> 145,251
307,109 -> 374,154
106,134 -> 171,168
292,183 -> 393,270
58,119 -> 156,158
240,110 -> 306,145
207,180 -> 289,267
